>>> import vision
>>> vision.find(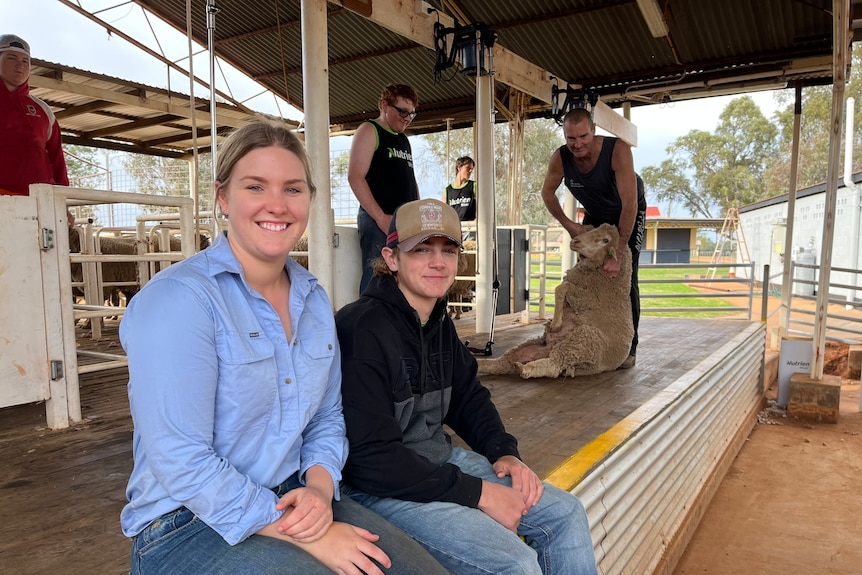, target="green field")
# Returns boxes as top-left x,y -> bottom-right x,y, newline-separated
528,258 -> 746,318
